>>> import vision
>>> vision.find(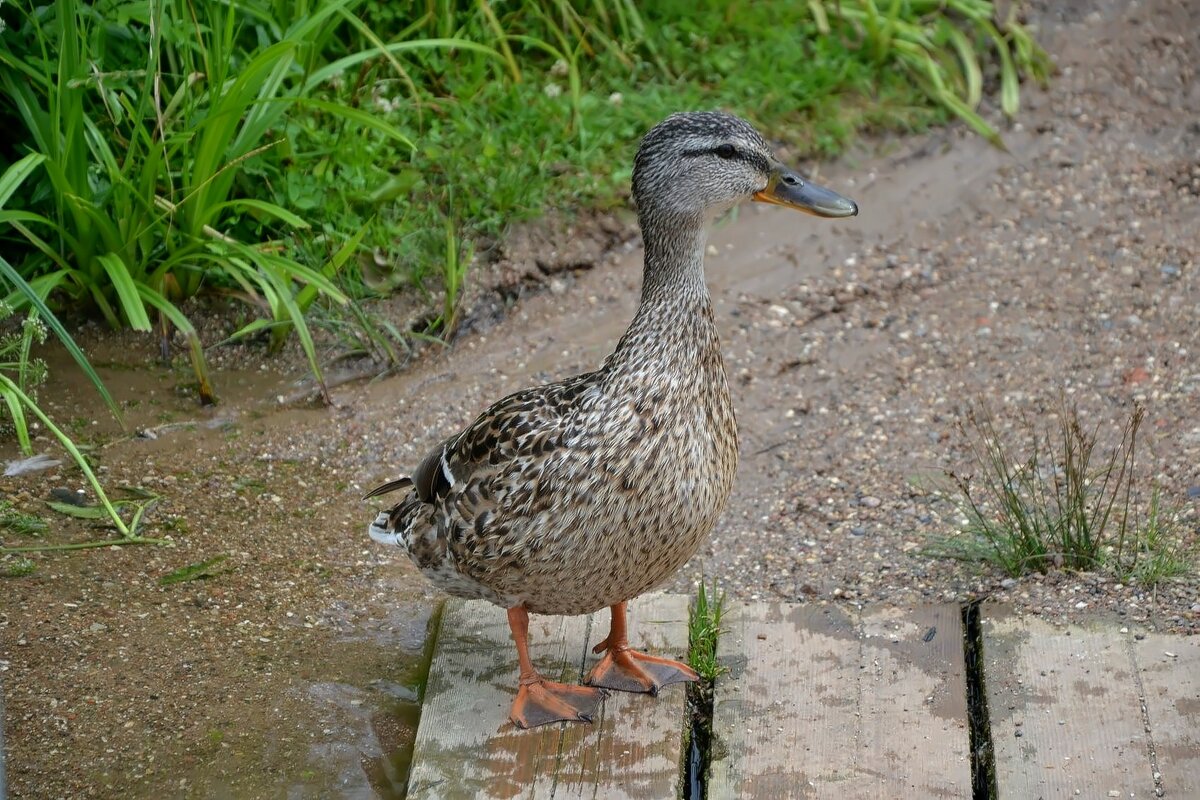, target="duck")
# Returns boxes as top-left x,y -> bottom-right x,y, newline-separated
366,111 -> 857,729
